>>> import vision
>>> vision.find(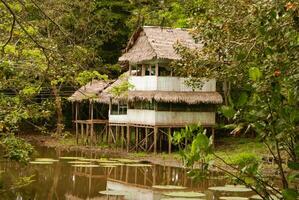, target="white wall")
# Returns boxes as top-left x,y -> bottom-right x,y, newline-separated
127,110 -> 156,125
129,76 -> 216,92
109,114 -> 128,124
108,109 -> 215,125
155,111 -> 215,126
